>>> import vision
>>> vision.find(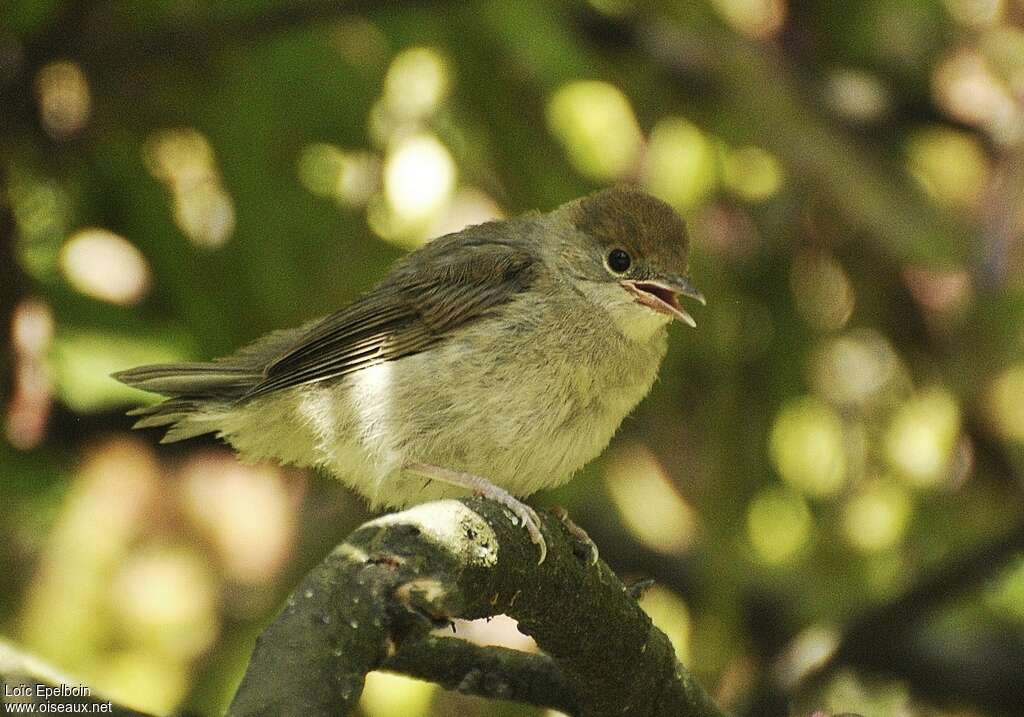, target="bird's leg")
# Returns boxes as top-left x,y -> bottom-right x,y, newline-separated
549,506 -> 599,565
403,462 -> 547,564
